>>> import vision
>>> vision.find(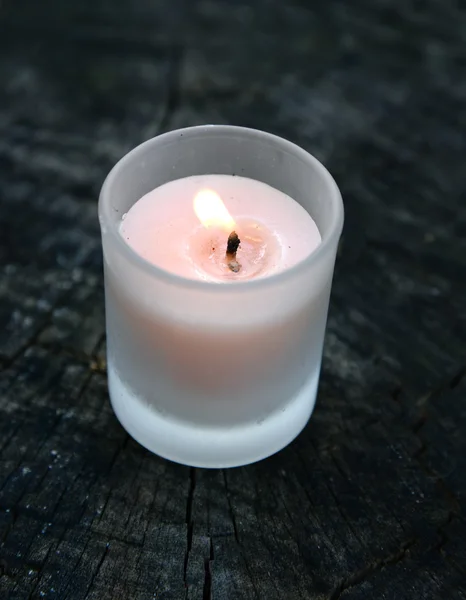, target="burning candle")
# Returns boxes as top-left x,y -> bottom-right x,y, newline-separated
99,126 -> 343,468
120,175 -> 322,283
